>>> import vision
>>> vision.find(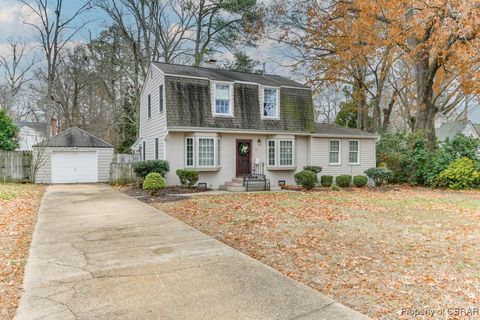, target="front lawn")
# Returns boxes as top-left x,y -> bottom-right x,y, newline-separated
0,183 -> 45,319
153,187 -> 480,319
